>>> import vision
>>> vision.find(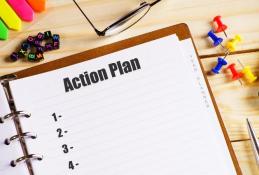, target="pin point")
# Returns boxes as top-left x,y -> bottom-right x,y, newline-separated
0,0 -> 21,30
226,35 -> 242,52
237,59 -> 257,83
208,30 -> 224,49
213,16 -> 228,38
7,0 -> 34,22
212,57 -> 228,74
